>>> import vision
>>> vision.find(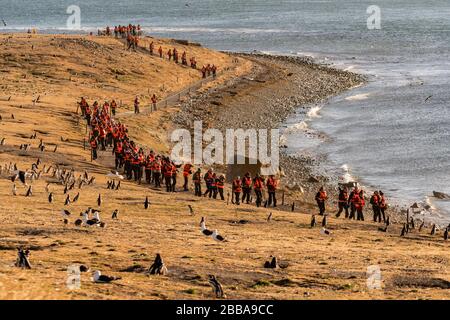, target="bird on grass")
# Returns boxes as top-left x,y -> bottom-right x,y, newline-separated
200,217 -> 213,236
92,270 -> 121,283
147,253 -> 168,275
320,227 -> 331,236
212,229 -> 226,242
188,205 -> 194,215
310,215 -> 316,228
208,275 -> 226,299
144,196 -> 150,209
111,209 -> 119,219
